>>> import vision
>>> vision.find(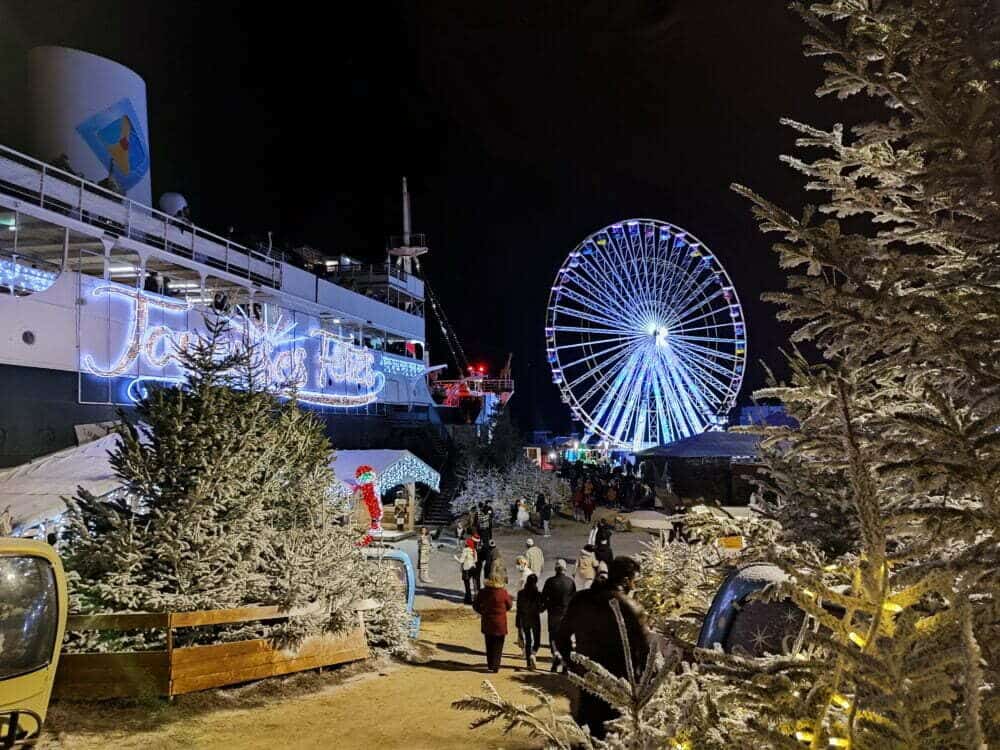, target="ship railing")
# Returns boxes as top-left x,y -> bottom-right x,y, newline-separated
326,260 -> 413,283
434,378 -> 515,396
0,144 -> 282,288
